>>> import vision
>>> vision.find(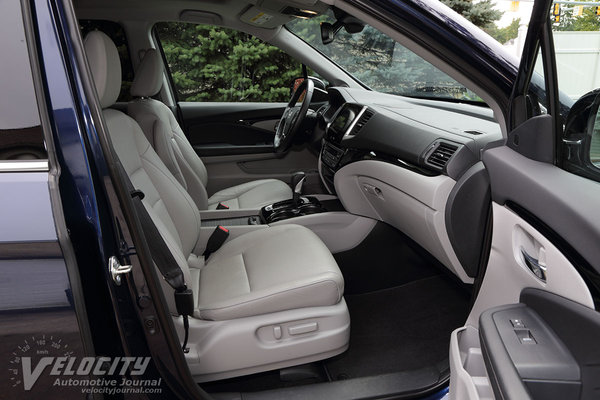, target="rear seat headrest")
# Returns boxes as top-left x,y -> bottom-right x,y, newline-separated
130,48 -> 164,98
83,31 -> 122,109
